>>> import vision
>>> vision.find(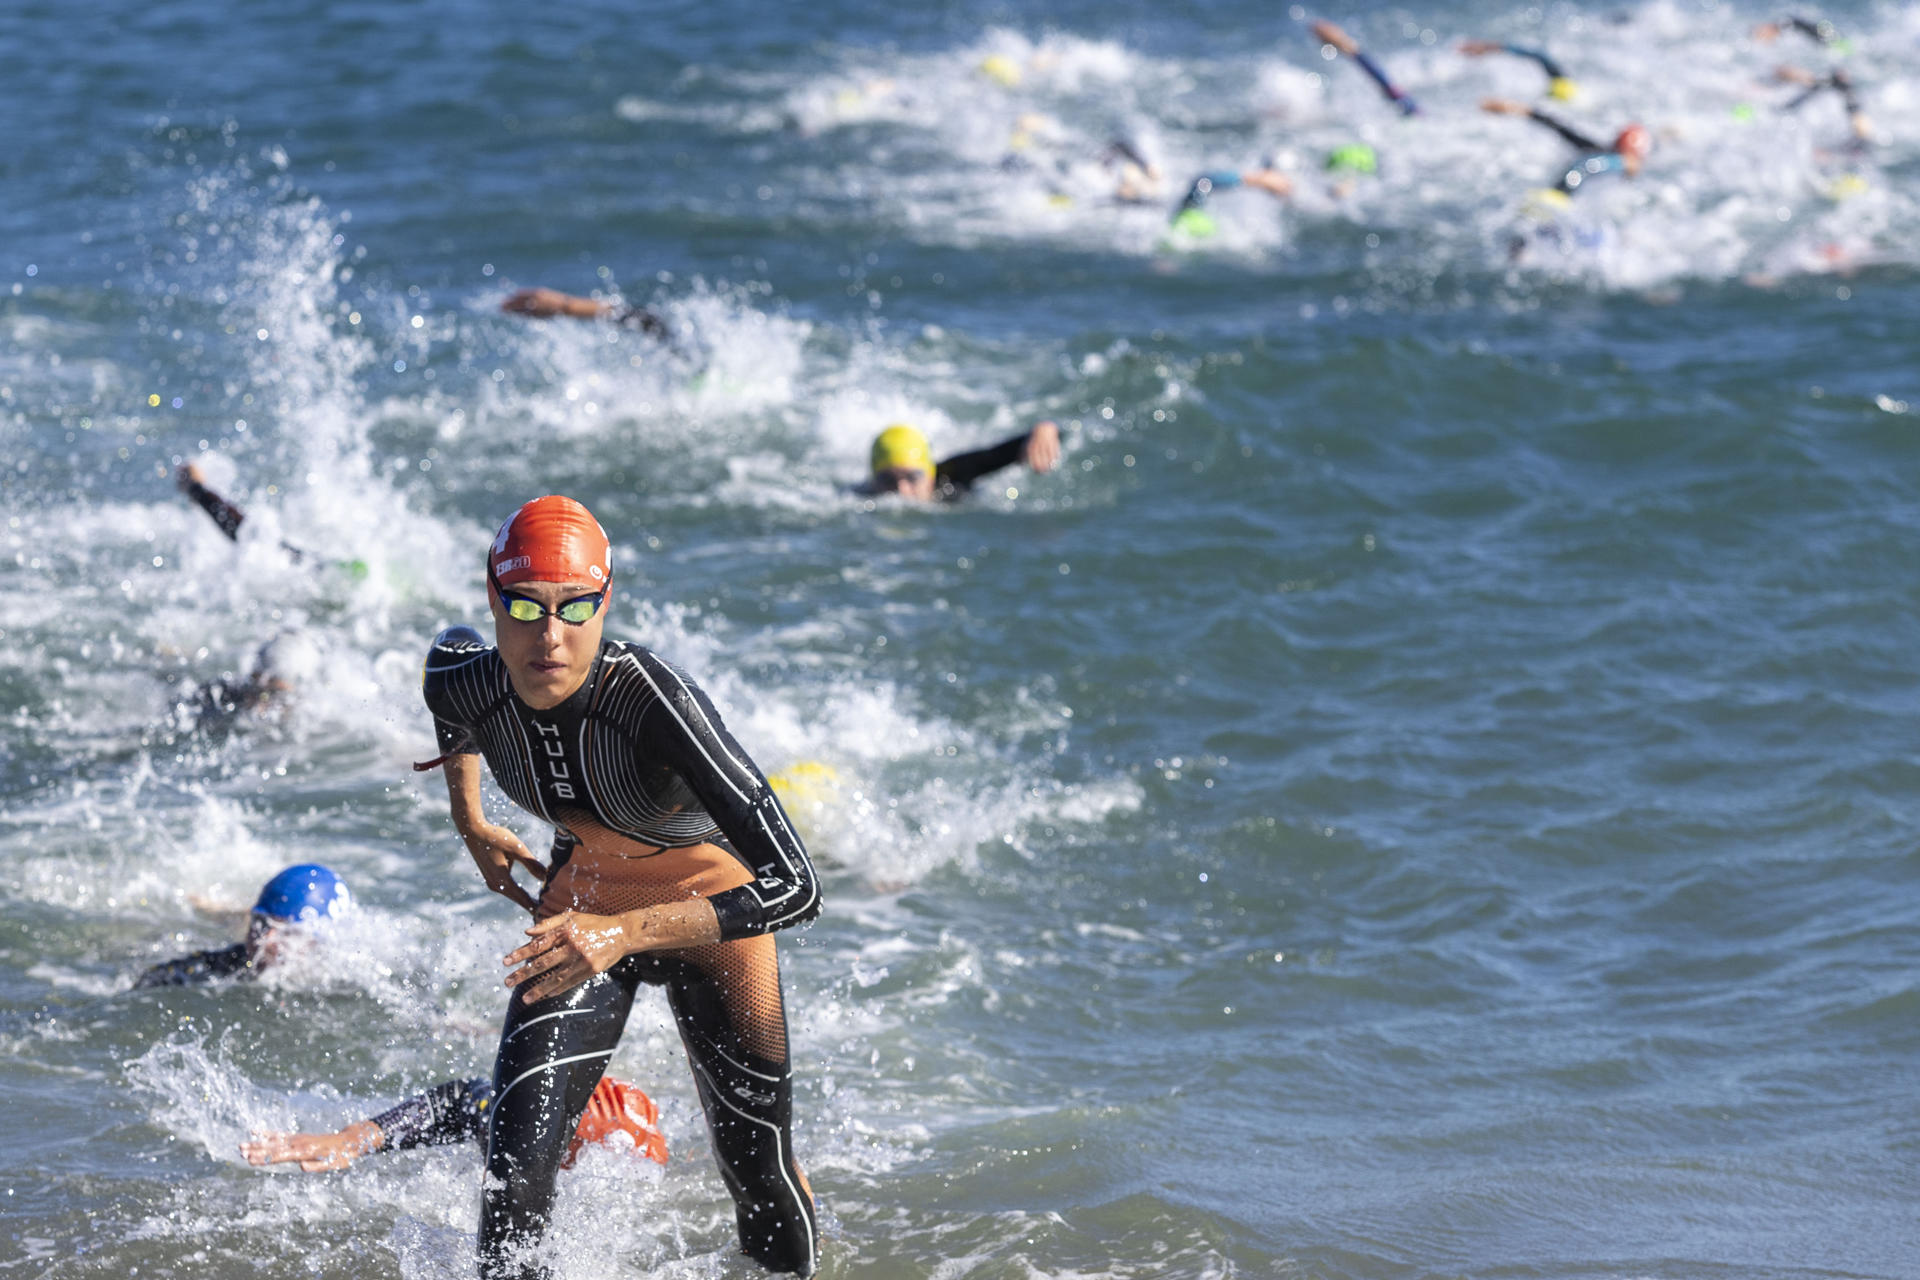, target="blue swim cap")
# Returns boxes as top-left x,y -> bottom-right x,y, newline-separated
252,864 -> 353,924
435,624 -> 486,648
